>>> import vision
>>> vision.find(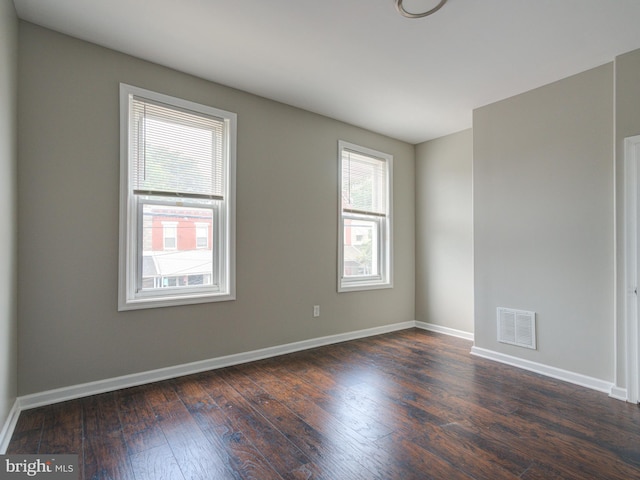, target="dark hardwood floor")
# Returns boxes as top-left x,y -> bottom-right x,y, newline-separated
7,328 -> 640,479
